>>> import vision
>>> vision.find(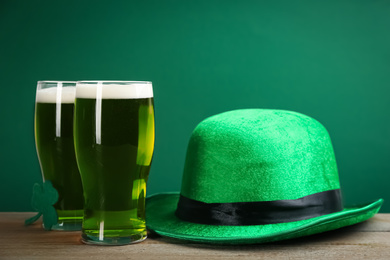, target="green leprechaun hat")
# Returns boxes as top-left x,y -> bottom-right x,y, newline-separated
146,109 -> 383,244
